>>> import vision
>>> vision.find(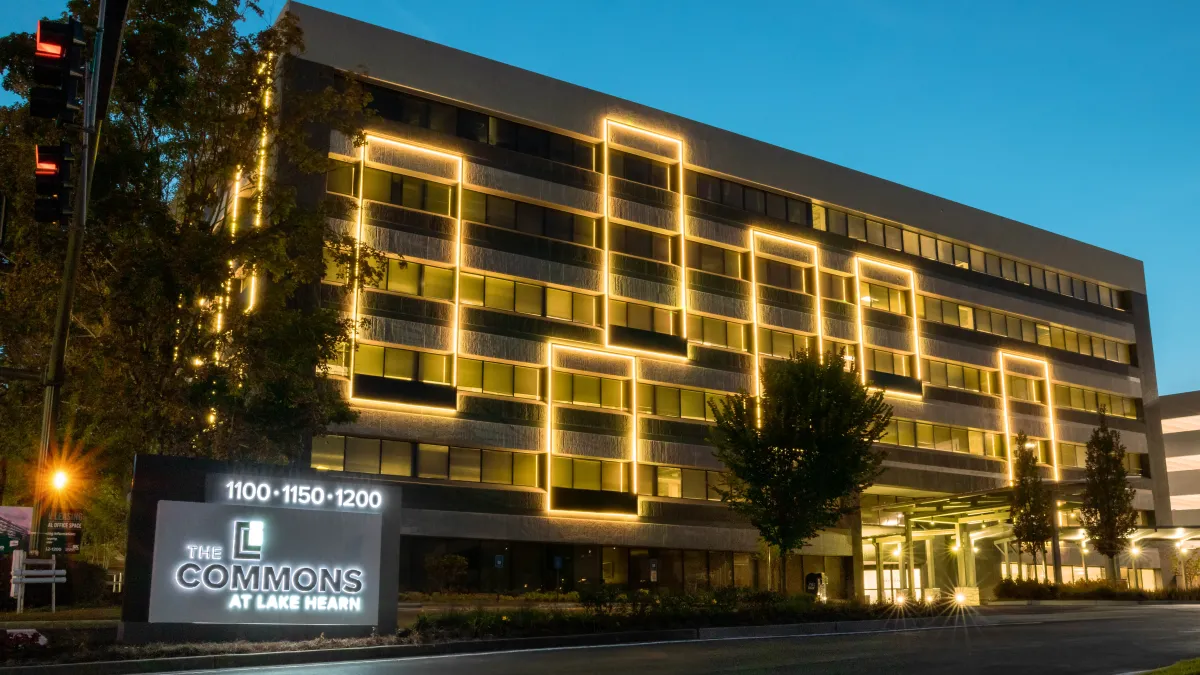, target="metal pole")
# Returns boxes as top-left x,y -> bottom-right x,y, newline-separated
50,557 -> 56,613
32,3 -> 104,554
